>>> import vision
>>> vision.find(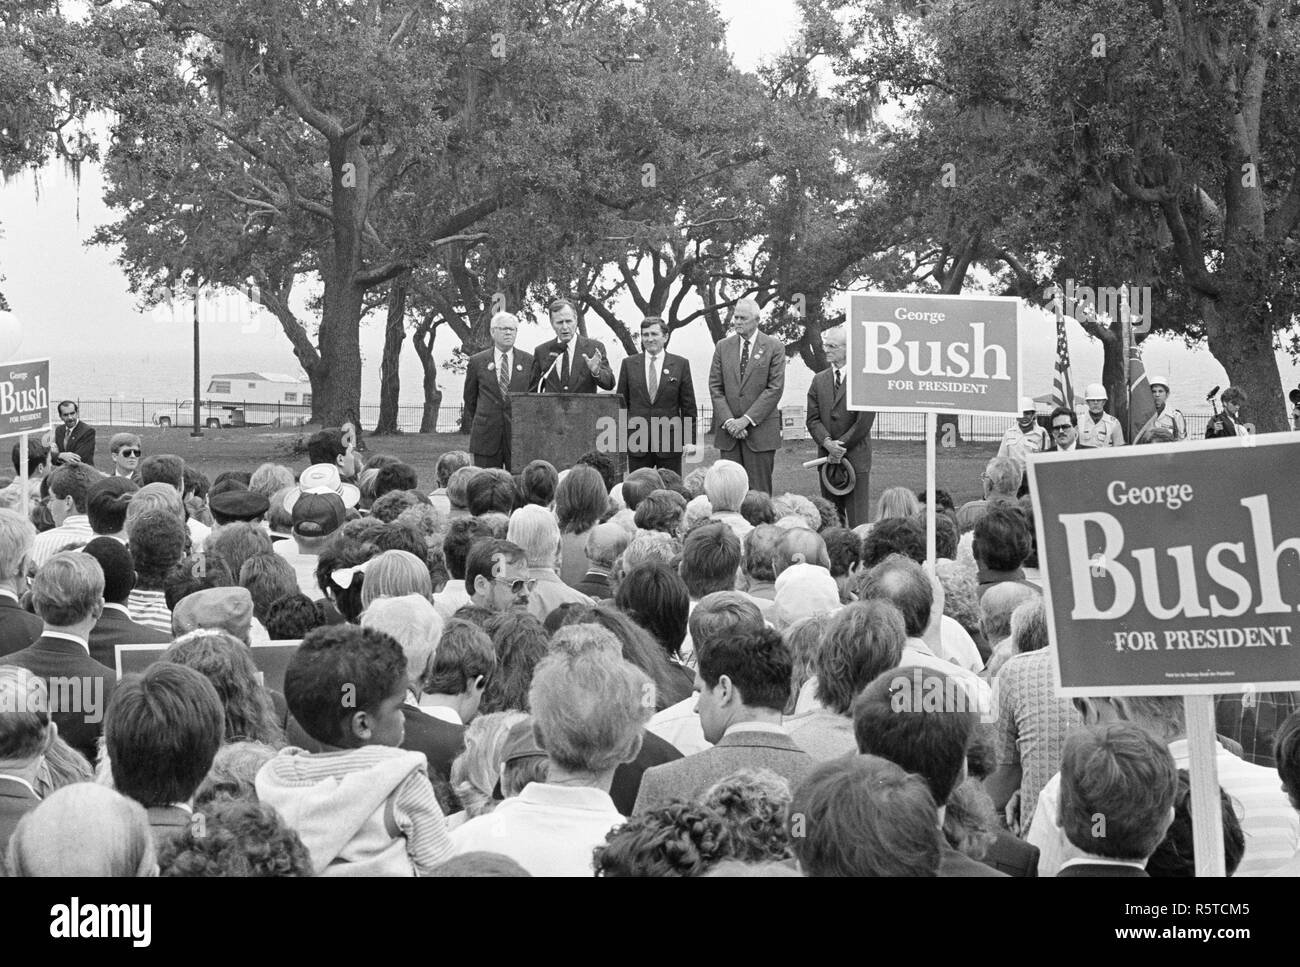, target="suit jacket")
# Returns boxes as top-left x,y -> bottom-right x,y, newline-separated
399,704 -> 466,782
528,335 -> 615,394
1047,441 -> 1095,452
1,635 -> 117,765
88,604 -> 172,670
463,346 -> 535,458
633,729 -> 813,814
610,729 -> 684,816
0,594 -> 43,658
1057,862 -> 1149,877
616,351 -> 697,454
709,332 -> 786,451
806,367 -> 874,472
54,421 -> 96,467
939,842 -> 1010,877
981,829 -> 1040,877
572,571 -> 613,600
0,776 -> 41,854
